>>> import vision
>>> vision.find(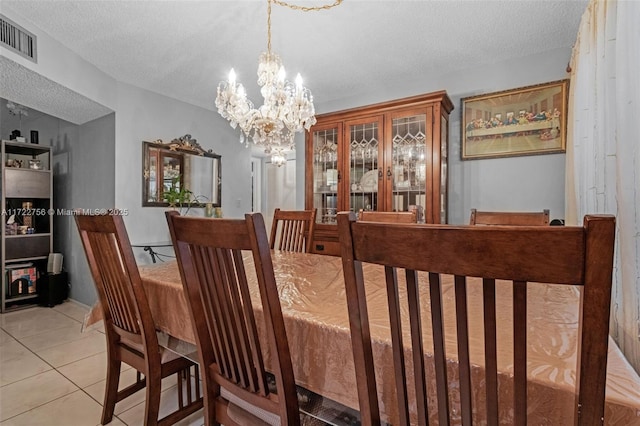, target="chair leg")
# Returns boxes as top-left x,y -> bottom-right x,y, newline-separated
144,372 -> 162,426
201,381 -> 220,426
101,357 -> 122,425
